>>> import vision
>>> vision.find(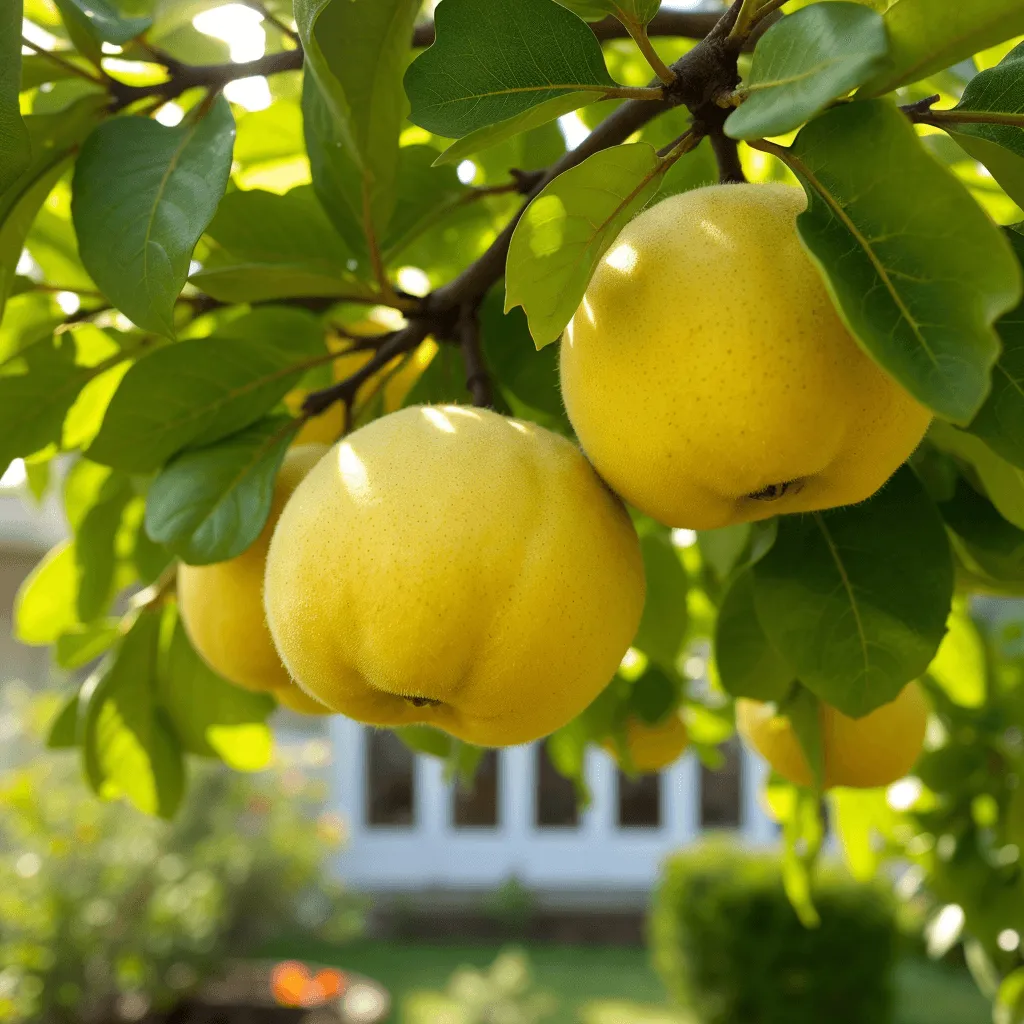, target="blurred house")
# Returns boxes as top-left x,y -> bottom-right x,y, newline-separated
1,462 -> 773,909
